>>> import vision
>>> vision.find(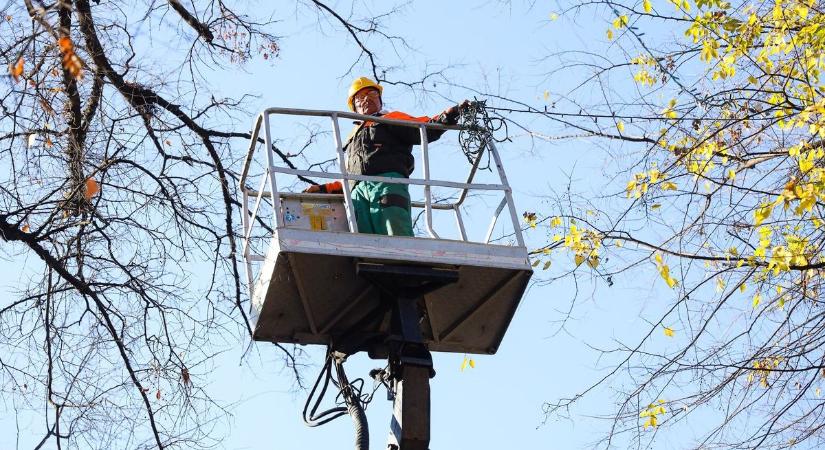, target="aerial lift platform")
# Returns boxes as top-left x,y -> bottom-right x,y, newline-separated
239,107 -> 532,449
